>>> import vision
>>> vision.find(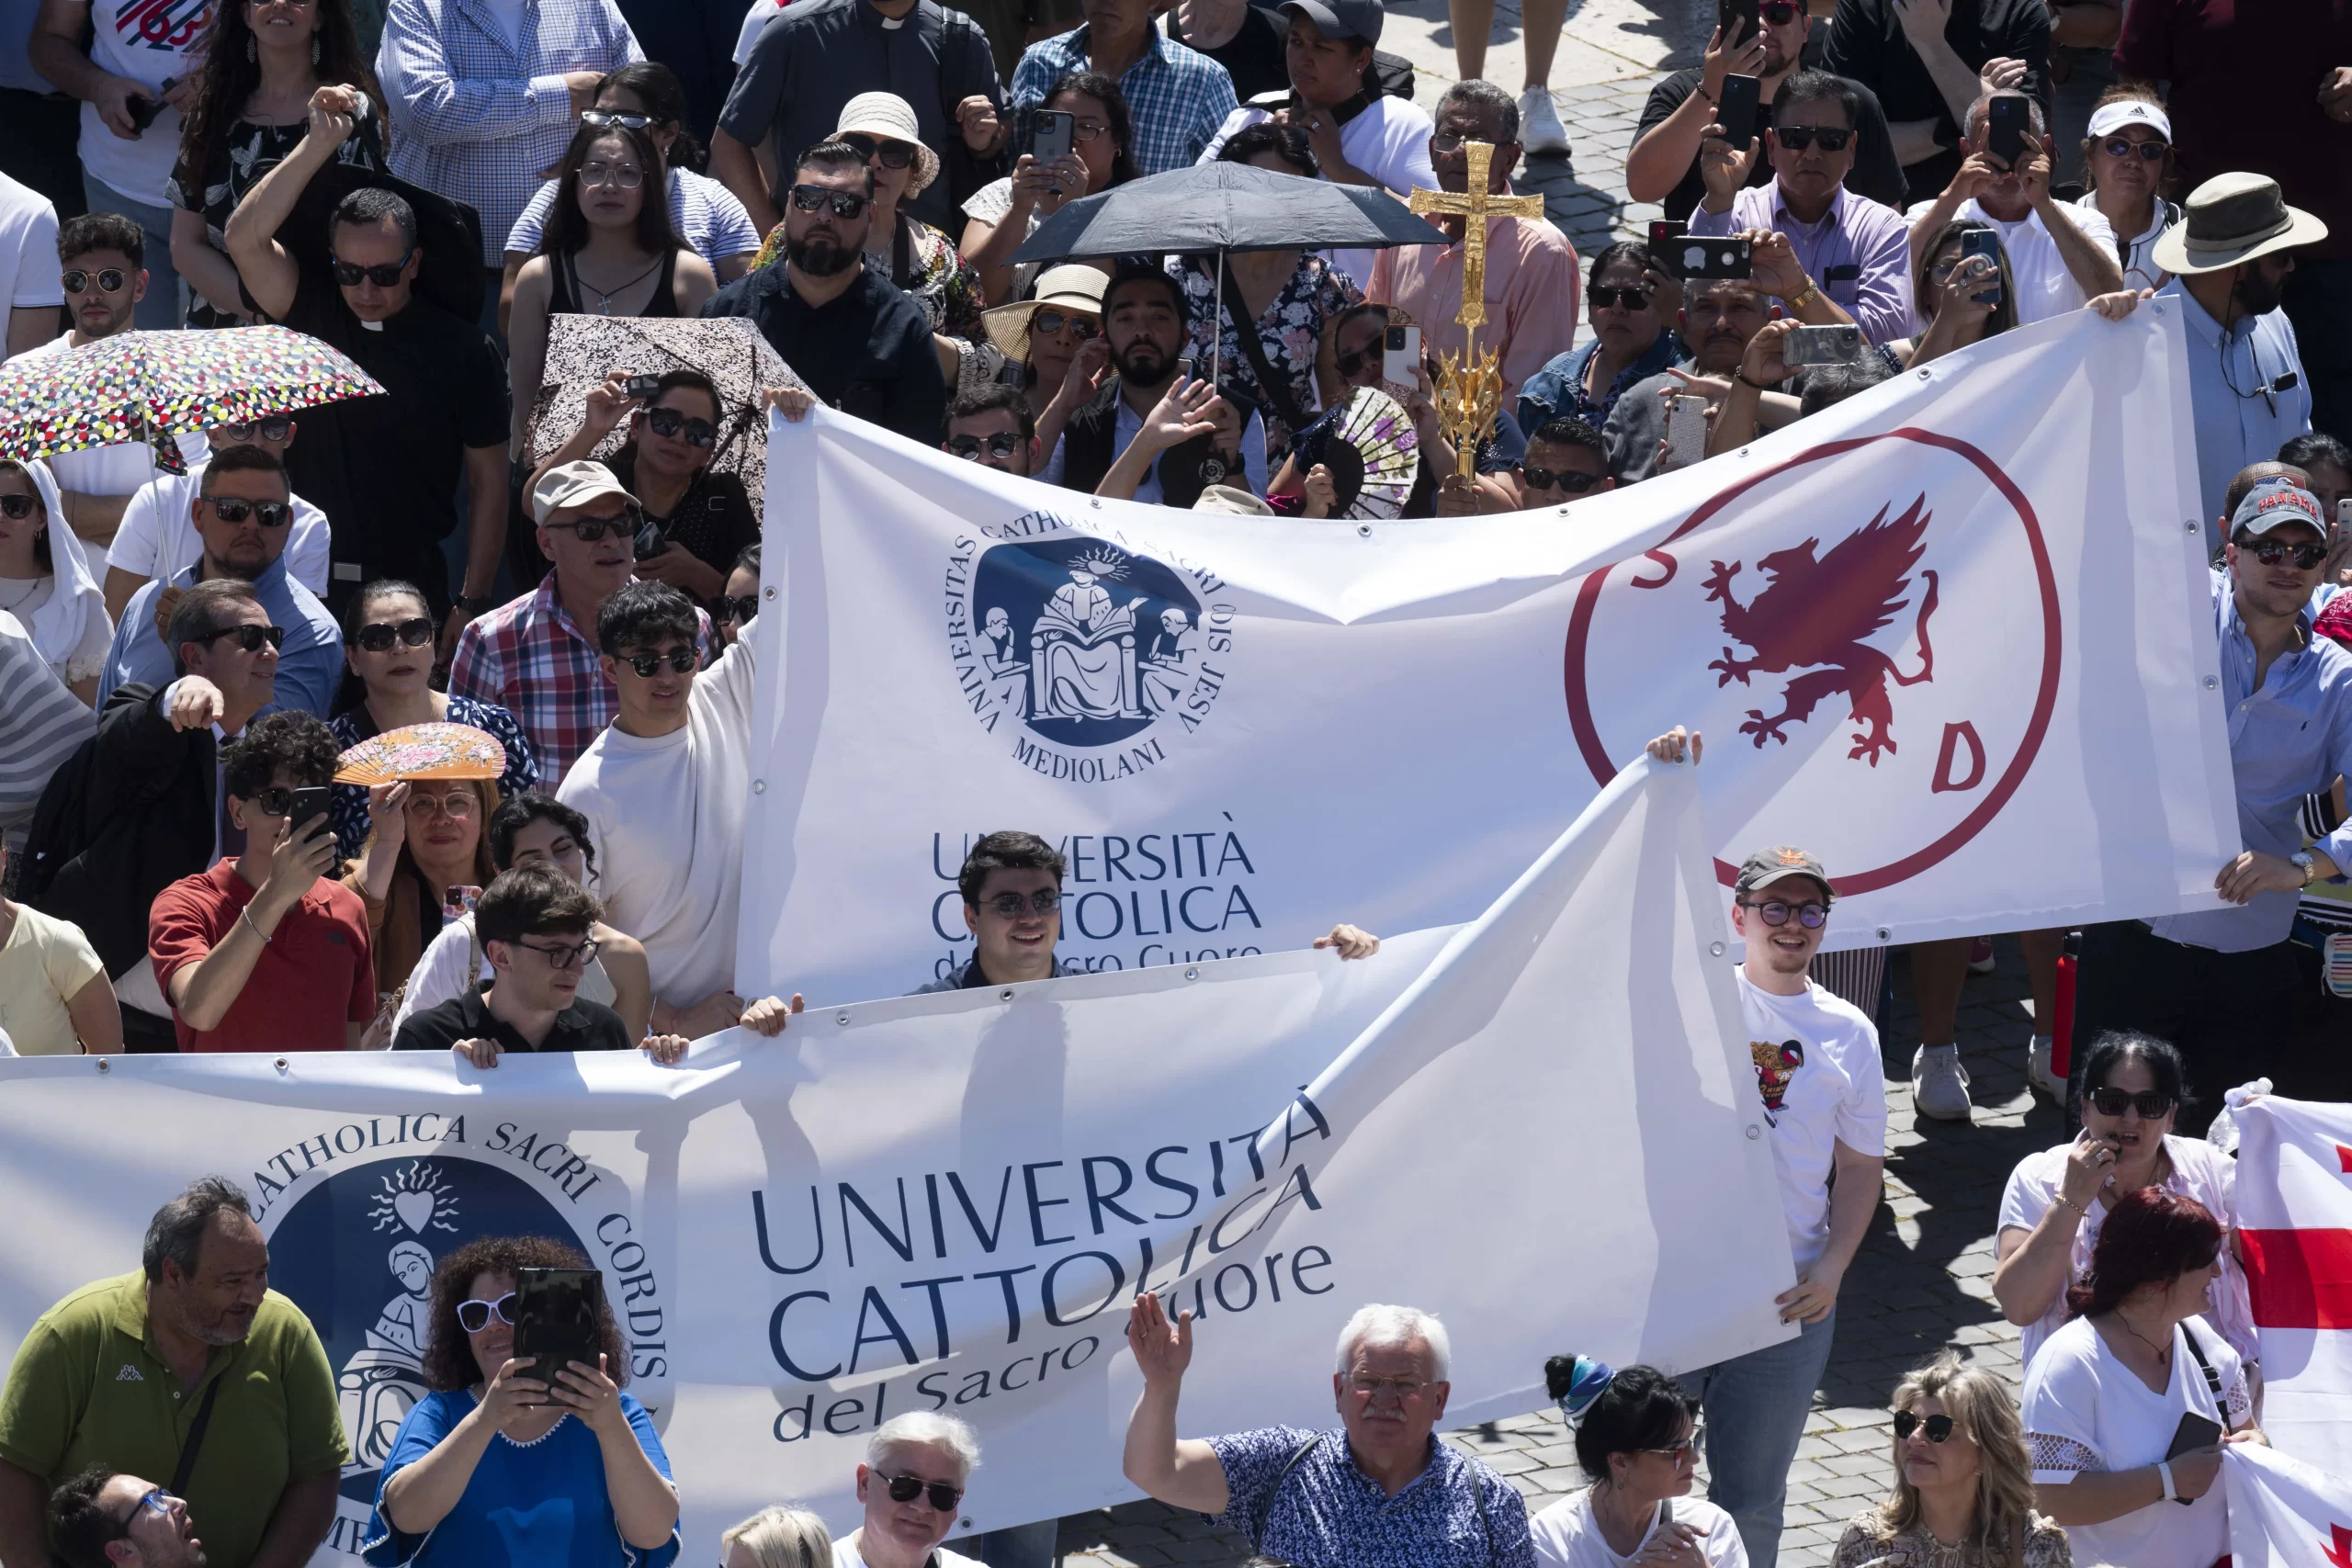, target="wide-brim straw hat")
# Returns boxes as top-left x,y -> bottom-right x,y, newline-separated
833,92 -> 940,197
979,265 -> 1110,362
2154,172 -> 2329,276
